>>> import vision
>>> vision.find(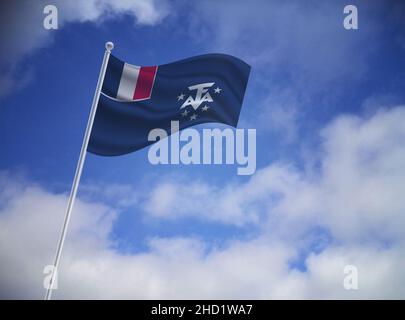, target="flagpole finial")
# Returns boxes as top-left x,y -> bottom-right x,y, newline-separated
105,41 -> 114,52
